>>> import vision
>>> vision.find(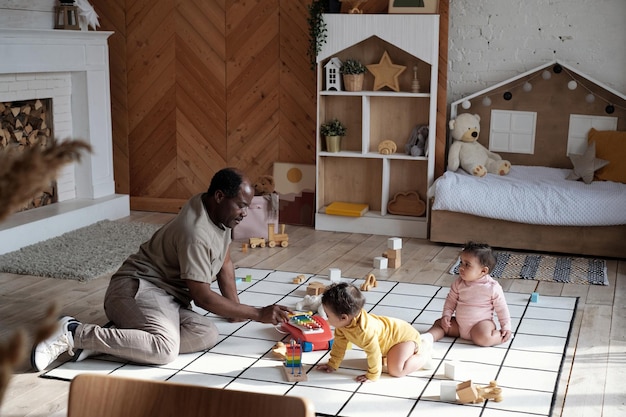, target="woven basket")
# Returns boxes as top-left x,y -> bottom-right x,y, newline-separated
343,74 -> 364,92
